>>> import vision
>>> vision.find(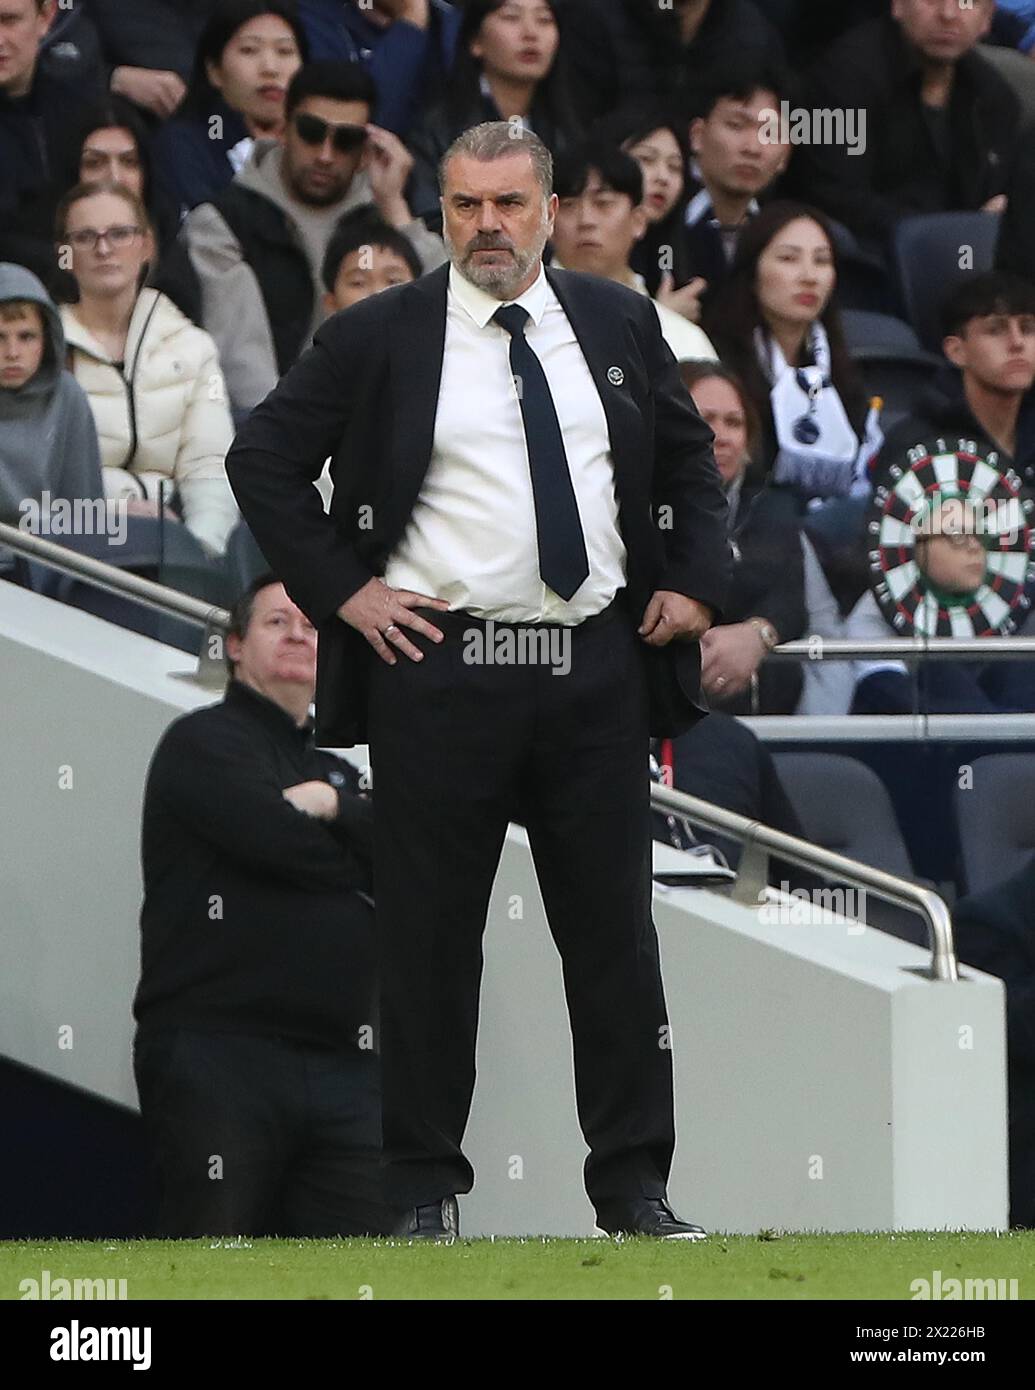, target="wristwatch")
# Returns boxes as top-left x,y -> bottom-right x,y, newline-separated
749,618 -> 778,652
